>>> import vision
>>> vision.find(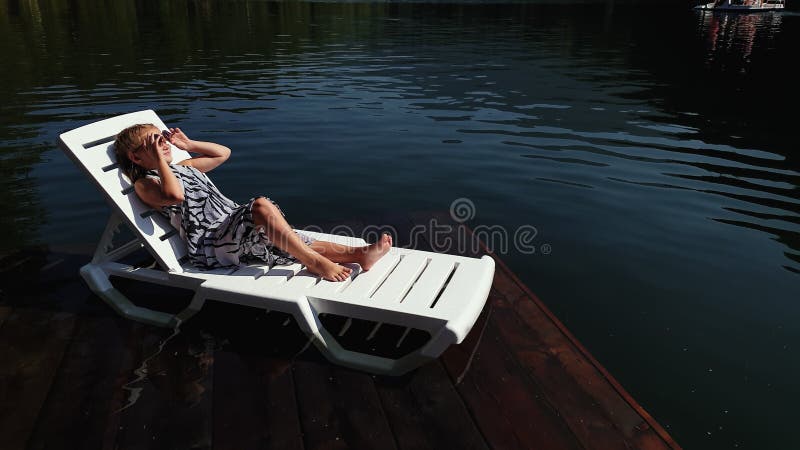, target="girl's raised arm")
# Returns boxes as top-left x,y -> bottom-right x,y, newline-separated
169,127 -> 231,173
